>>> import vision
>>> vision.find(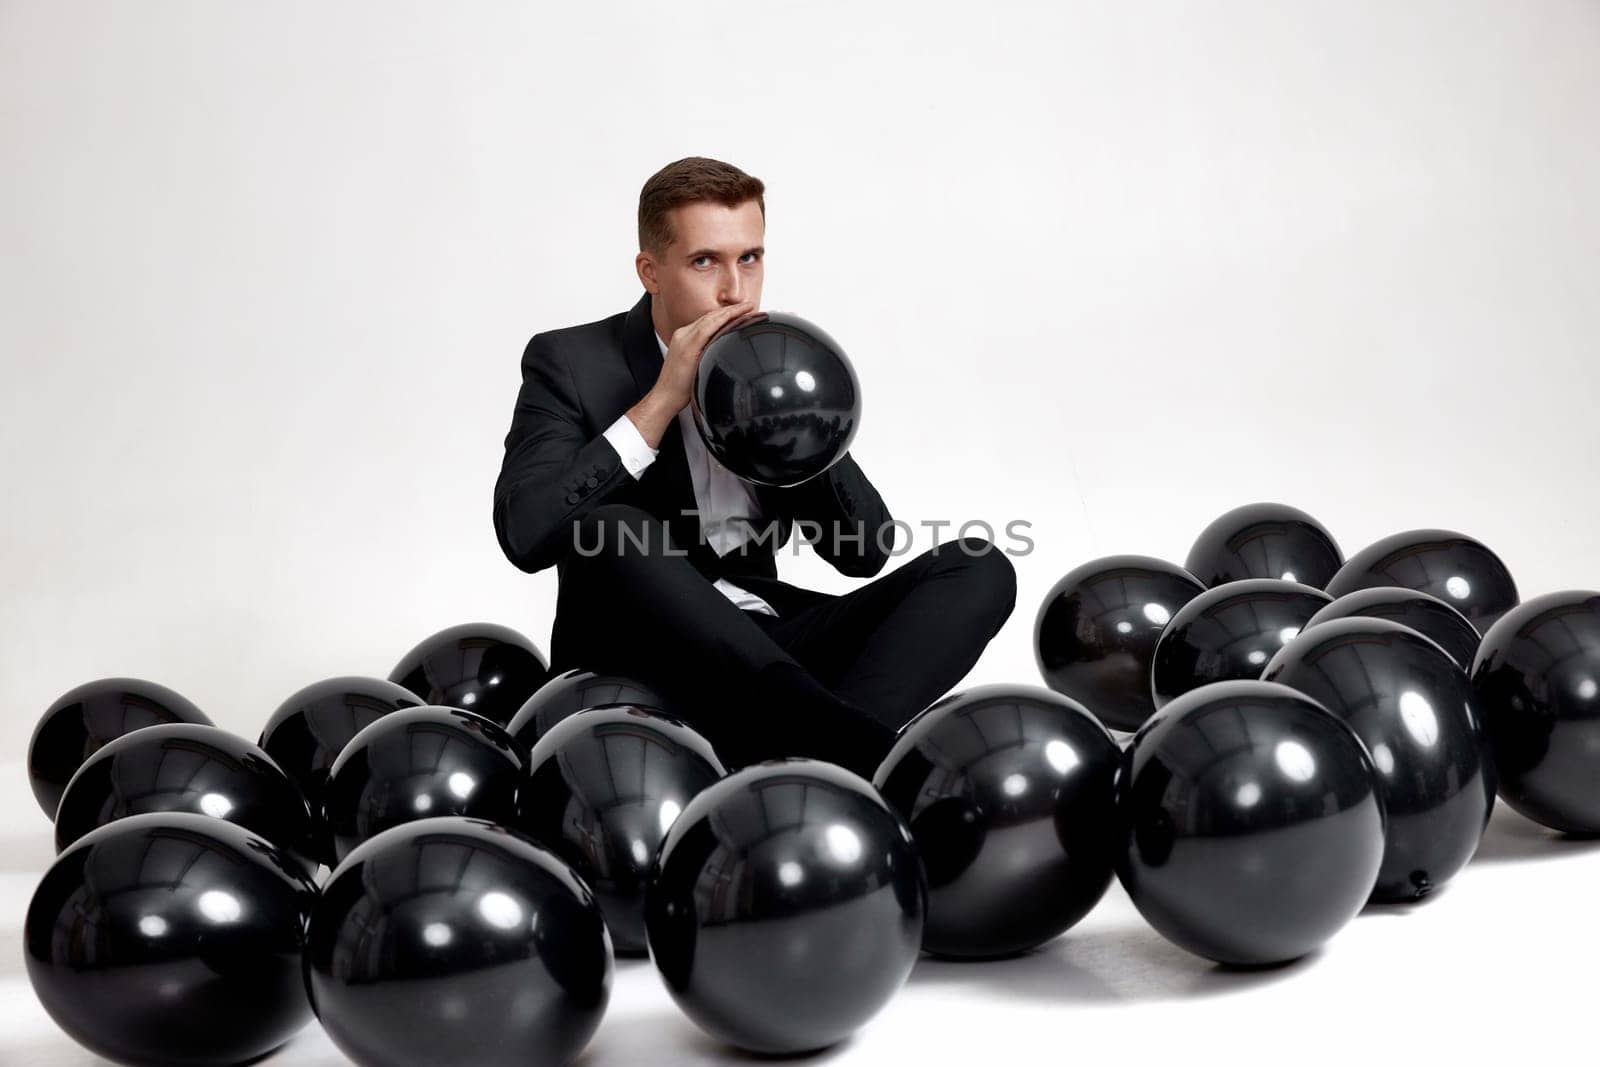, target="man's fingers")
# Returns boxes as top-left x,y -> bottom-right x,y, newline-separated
699,302 -> 754,337
712,301 -> 756,324
671,302 -> 757,358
